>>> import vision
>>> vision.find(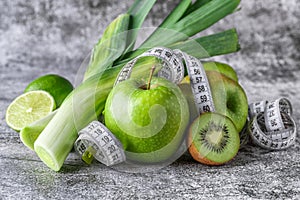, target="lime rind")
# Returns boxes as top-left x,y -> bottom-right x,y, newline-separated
24,74 -> 73,107
6,90 -> 56,131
